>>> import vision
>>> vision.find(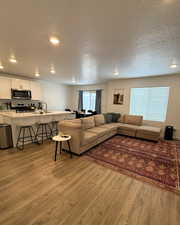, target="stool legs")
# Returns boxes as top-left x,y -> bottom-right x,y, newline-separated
52,121 -> 59,136
35,123 -> 52,144
16,126 -> 35,150
16,127 -> 23,150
